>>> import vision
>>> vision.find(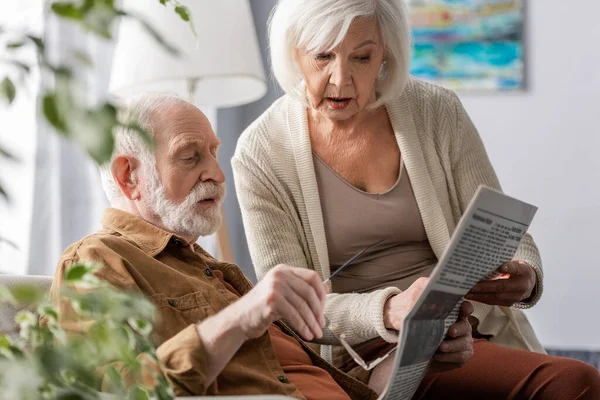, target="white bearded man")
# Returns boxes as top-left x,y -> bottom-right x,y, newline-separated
49,94 -> 475,398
